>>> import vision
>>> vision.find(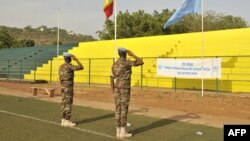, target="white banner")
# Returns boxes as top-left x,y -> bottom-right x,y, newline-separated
157,58 -> 221,78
